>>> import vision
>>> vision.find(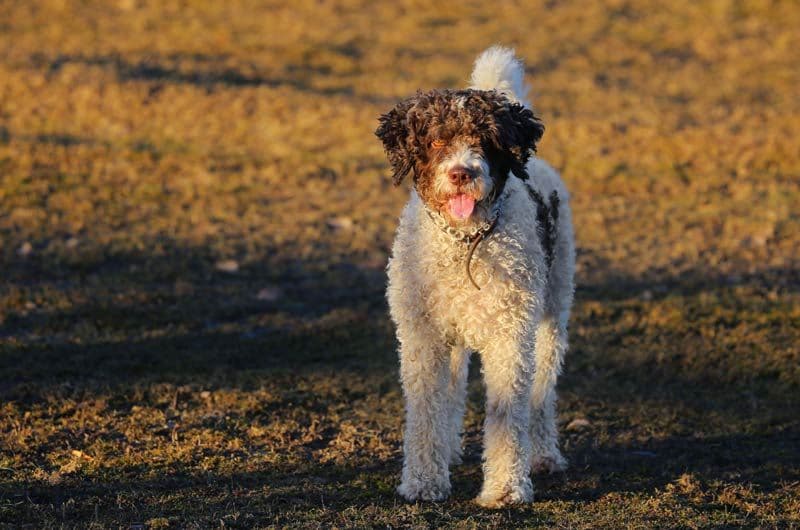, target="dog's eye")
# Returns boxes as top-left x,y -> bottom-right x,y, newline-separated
430,139 -> 446,149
